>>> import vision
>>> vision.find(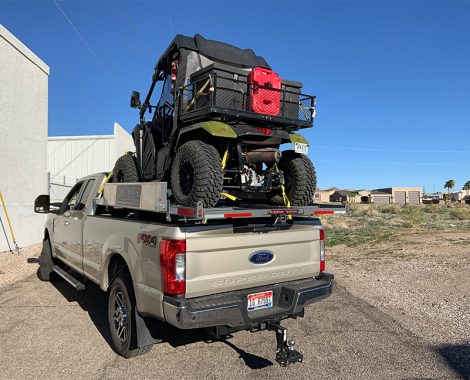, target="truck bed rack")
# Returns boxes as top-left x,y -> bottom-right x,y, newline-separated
98,182 -> 346,222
